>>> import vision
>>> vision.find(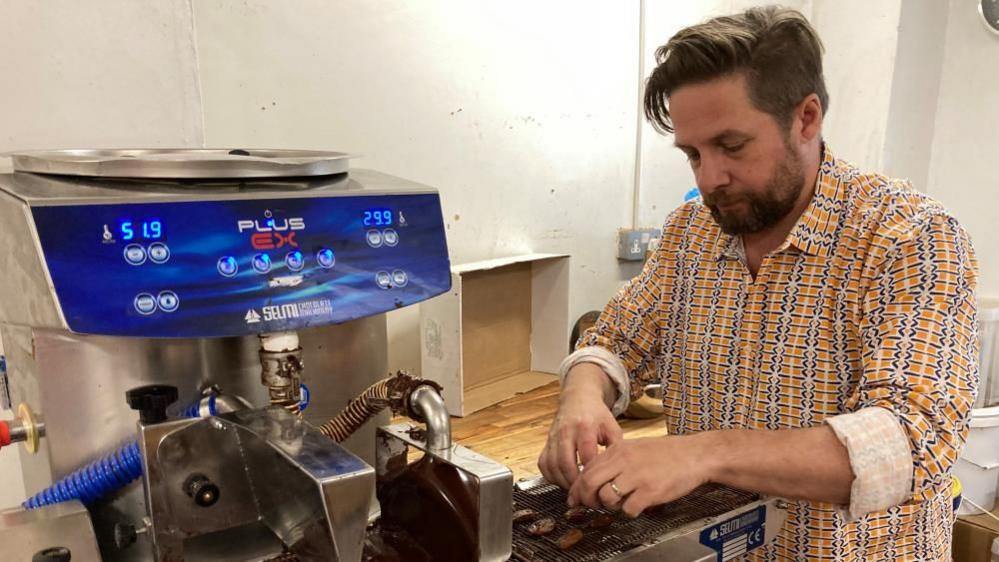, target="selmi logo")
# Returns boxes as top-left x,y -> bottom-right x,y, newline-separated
237,215 -> 305,250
